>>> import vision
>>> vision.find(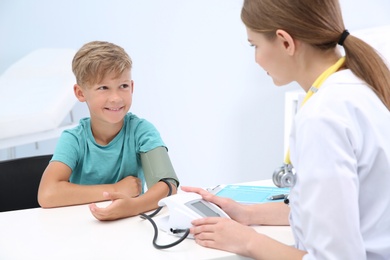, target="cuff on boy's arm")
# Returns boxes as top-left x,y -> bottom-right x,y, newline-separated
140,146 -> 179,189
